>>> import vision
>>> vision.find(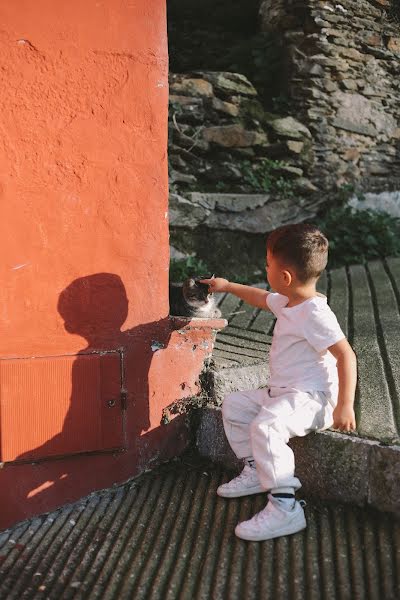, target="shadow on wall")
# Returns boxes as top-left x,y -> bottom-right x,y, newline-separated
1,273 -> 189,528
